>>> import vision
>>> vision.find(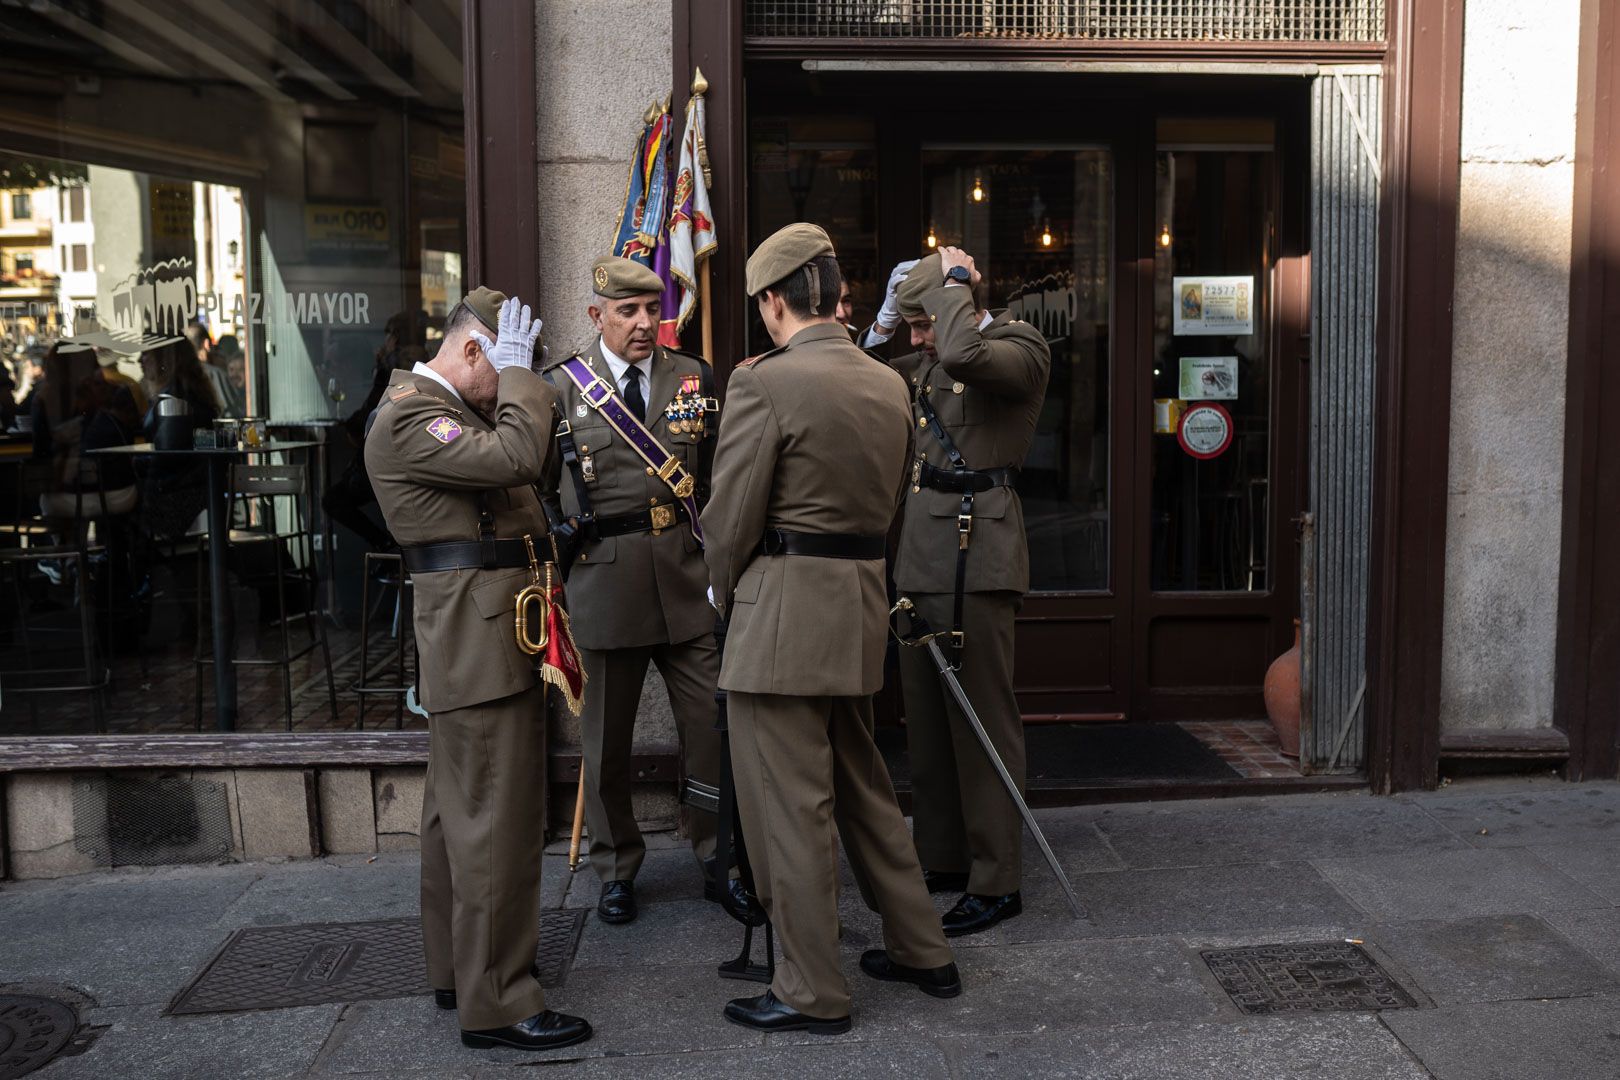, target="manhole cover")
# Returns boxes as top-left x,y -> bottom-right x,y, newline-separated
168,910 -> 588,1016
1201,941 -> 1418,1015
0,995 -> 78,1080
